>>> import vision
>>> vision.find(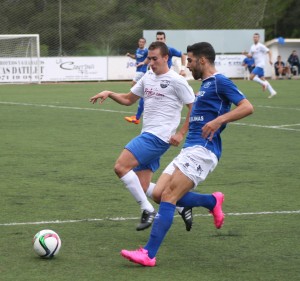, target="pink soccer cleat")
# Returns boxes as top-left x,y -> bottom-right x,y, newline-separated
210,192 -> 225,229
121,247 -> 156,267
